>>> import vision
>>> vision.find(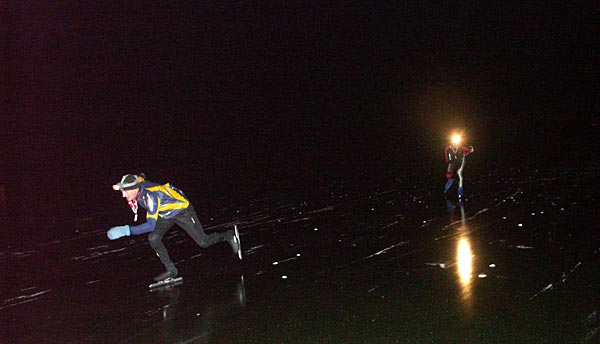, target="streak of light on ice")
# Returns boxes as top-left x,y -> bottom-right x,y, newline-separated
279,217 -> 312,225
368,286 -> 380,293
244,244 -> 264,255
511,245 -> 534,249
88,244 -> 110,251
561,261 -> 582,283
1,289 -> 52,310
495,189 -> 522,206
273,254 -> 301,265
73,247 -> 127,261
359,241 -> 408,261
382,221 -> 399,229
4,290 -> 52,302
530,283 -> 553,300
306,206 -> 334,214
